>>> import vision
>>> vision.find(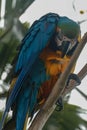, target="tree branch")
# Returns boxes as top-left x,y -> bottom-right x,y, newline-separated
28,32 -> 87,130
62,63 -> 87,97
